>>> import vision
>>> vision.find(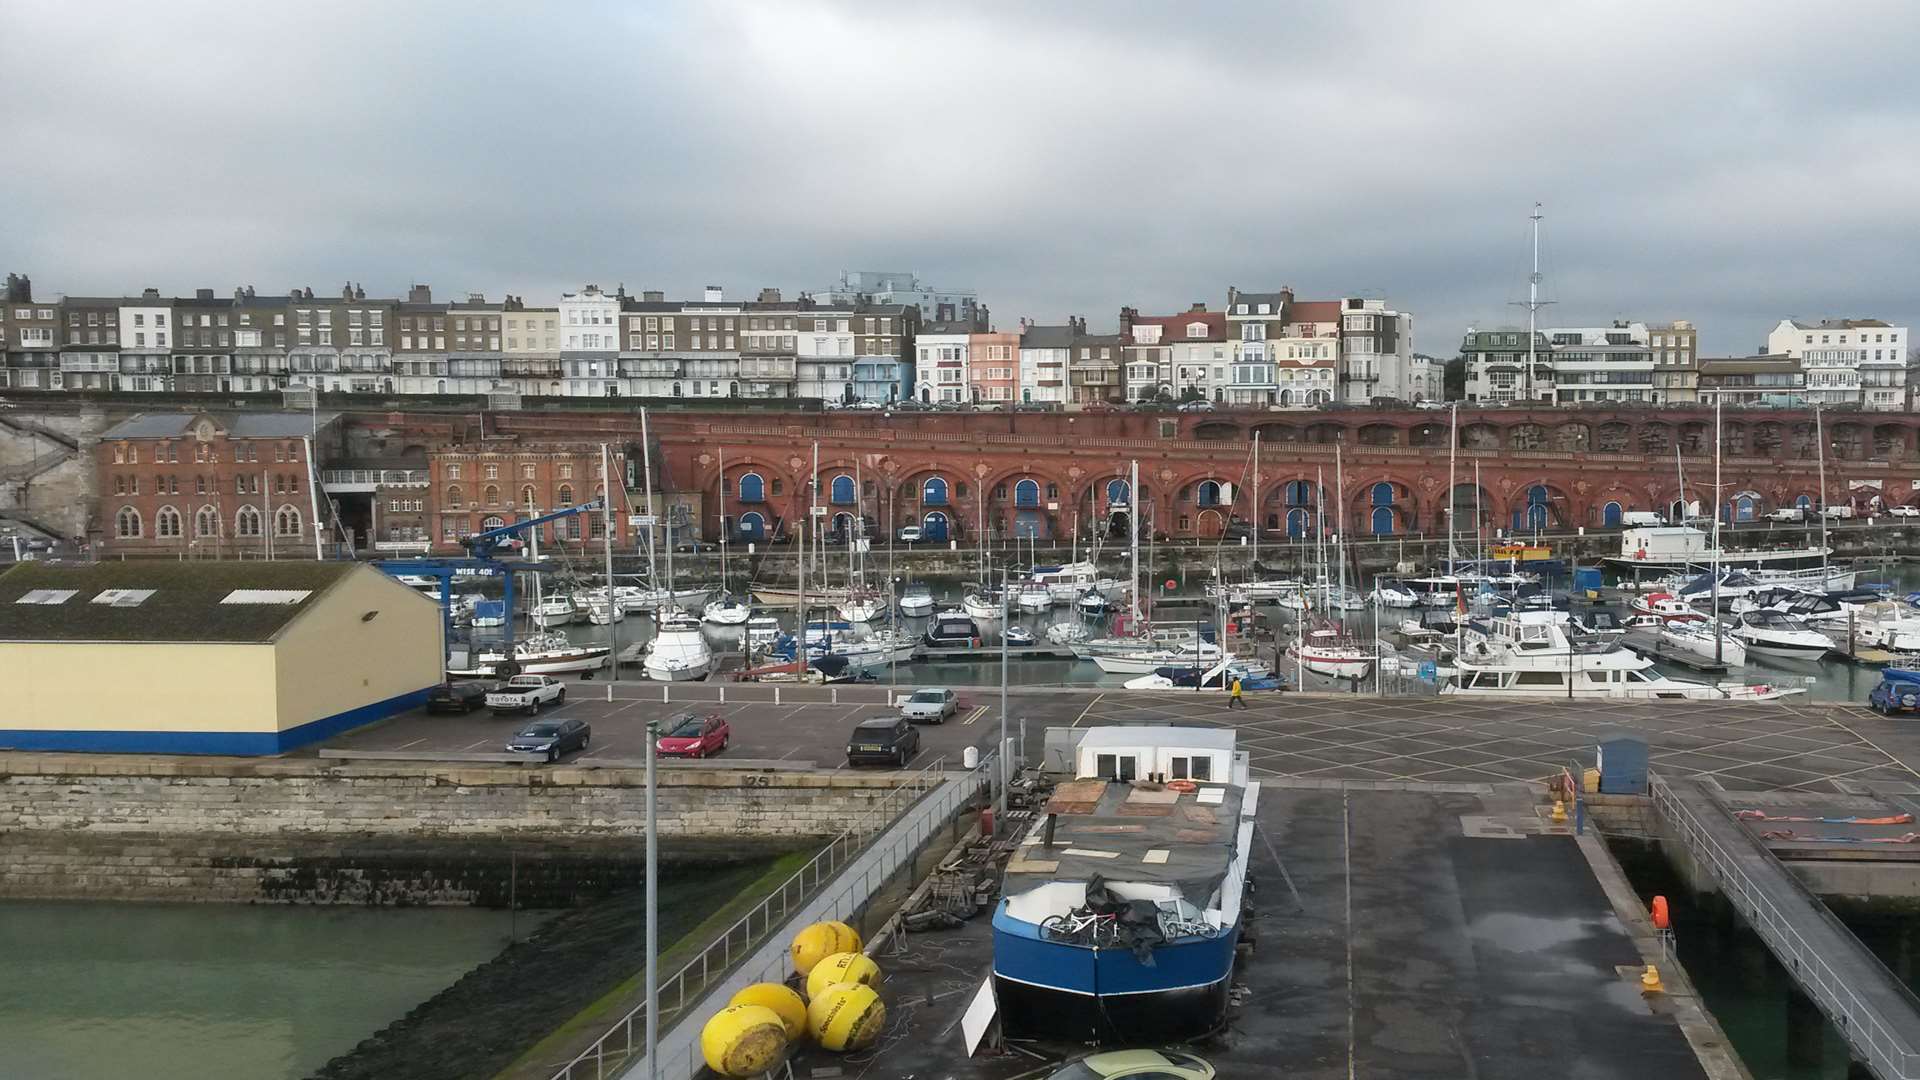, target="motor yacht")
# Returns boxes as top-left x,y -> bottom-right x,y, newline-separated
701,592 -> 752,626
1657,619 -> 1748,667
897,582 -> 936,618
643,610 -> 713,681
1015,582 -> 1054,613
1729,609 -> 1832,660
